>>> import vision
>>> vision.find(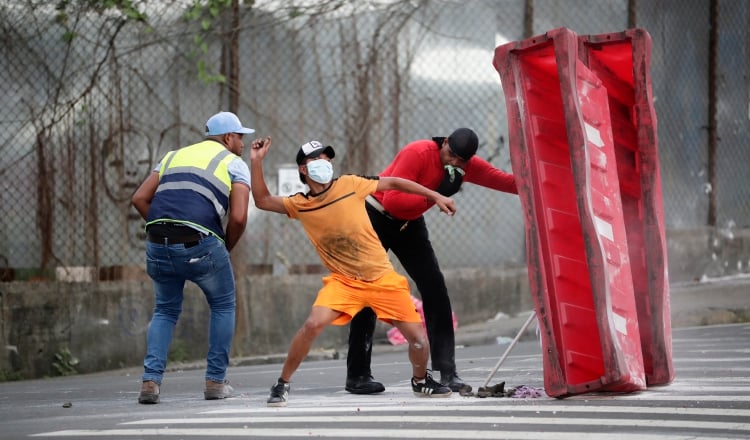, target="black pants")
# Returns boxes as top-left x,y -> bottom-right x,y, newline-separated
346,203 -> 457,377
